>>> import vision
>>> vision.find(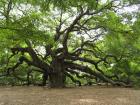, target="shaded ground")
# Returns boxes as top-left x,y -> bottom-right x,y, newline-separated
0,86 -> 140,105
